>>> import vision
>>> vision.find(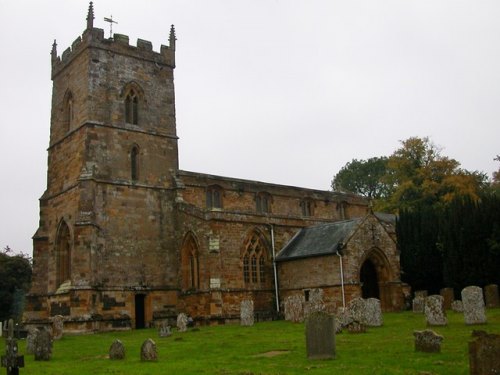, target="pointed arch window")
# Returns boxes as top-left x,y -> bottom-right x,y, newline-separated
242,232 -> 269,286
55,221 -> 72,288
181,234 -> 200,290
130,145 -> 139,181
125,89 -> 139,125
63,91 -> 74,133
